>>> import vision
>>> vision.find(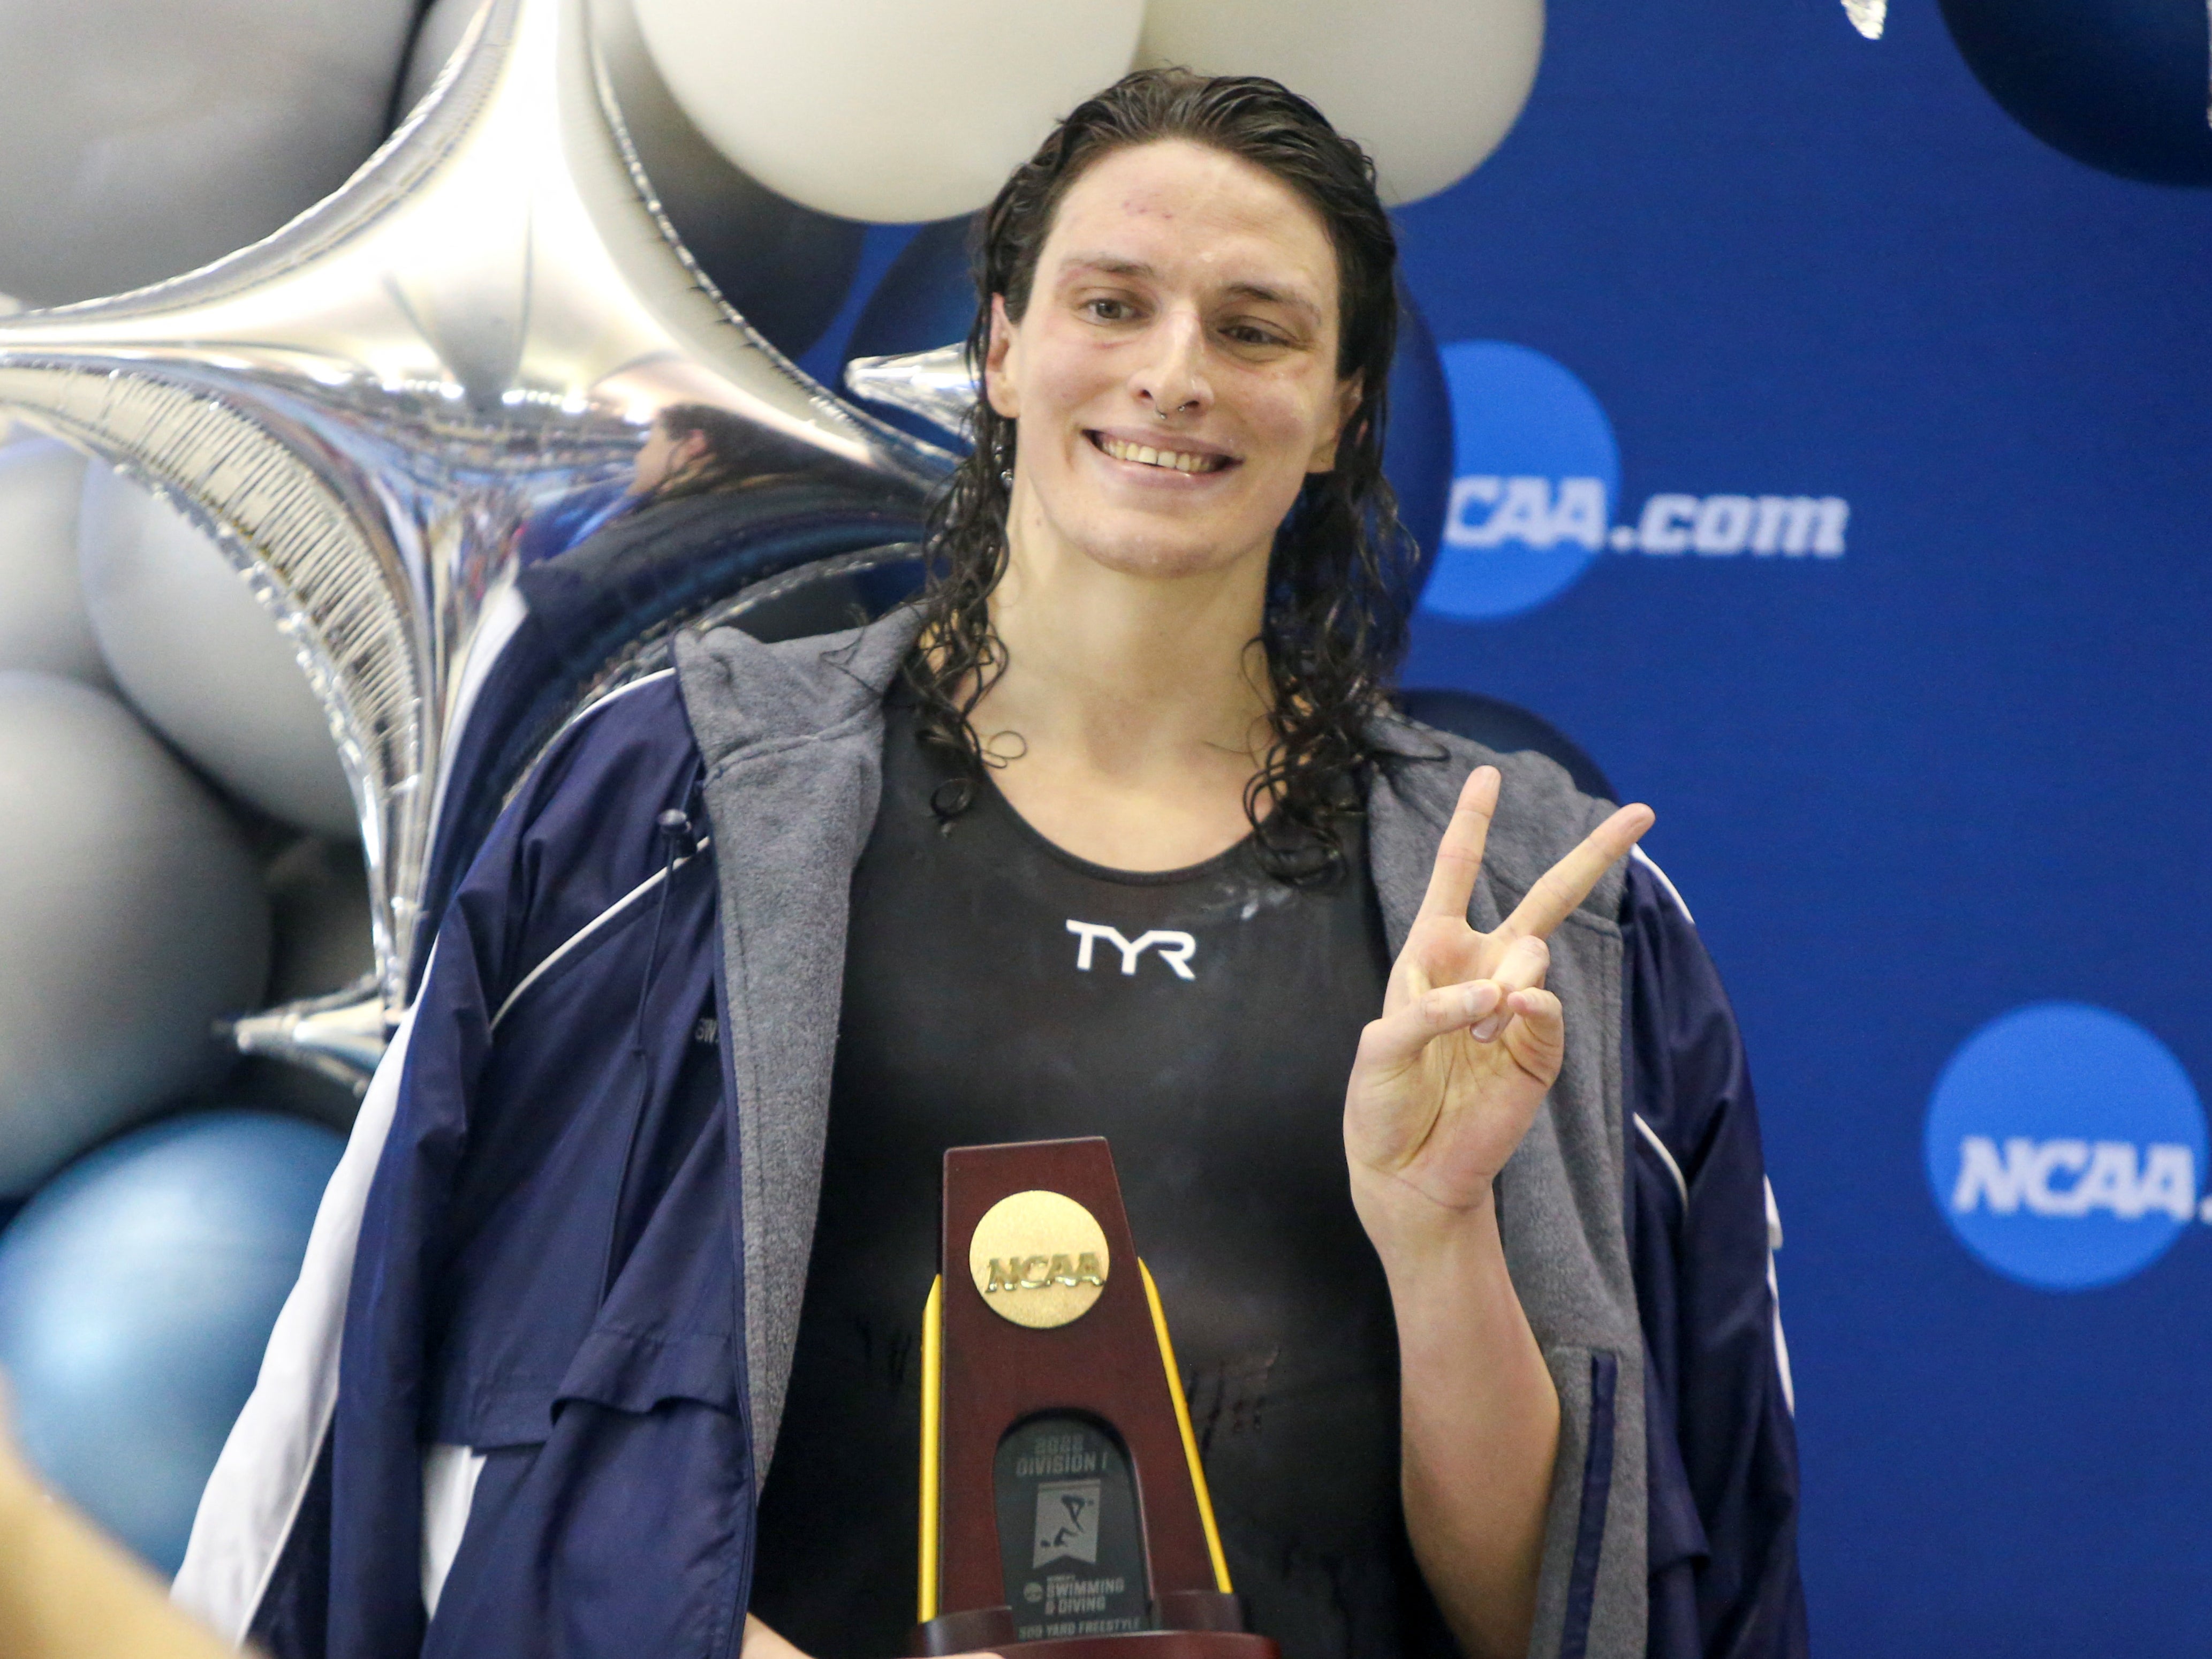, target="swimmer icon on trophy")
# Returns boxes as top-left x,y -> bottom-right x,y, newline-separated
914,1139 -> 1278,1657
